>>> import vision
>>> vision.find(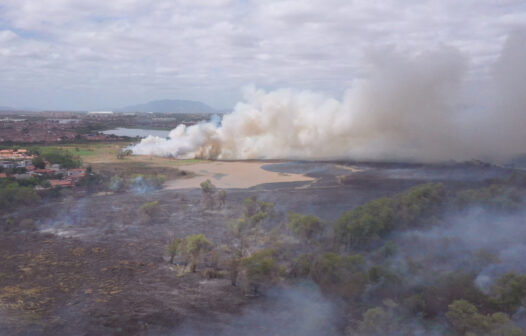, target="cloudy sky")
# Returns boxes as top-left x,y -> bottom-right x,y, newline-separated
0,0 -> 525,111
